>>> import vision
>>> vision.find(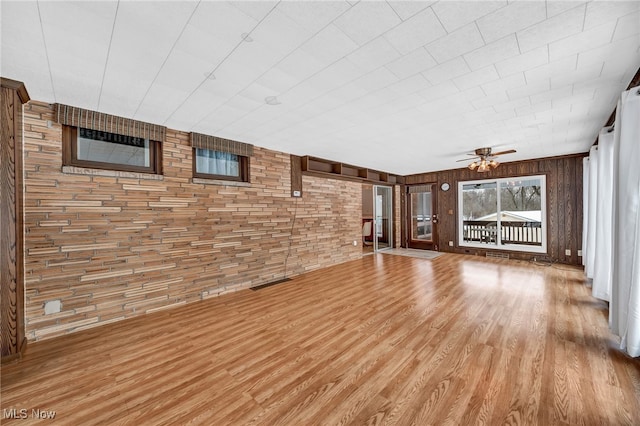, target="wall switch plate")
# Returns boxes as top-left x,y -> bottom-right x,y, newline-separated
292,190 -> 301,197
449,241 -> 453,246
353,240 -> 358,246
578,250 -> 582,256
565,249 -> 571,256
